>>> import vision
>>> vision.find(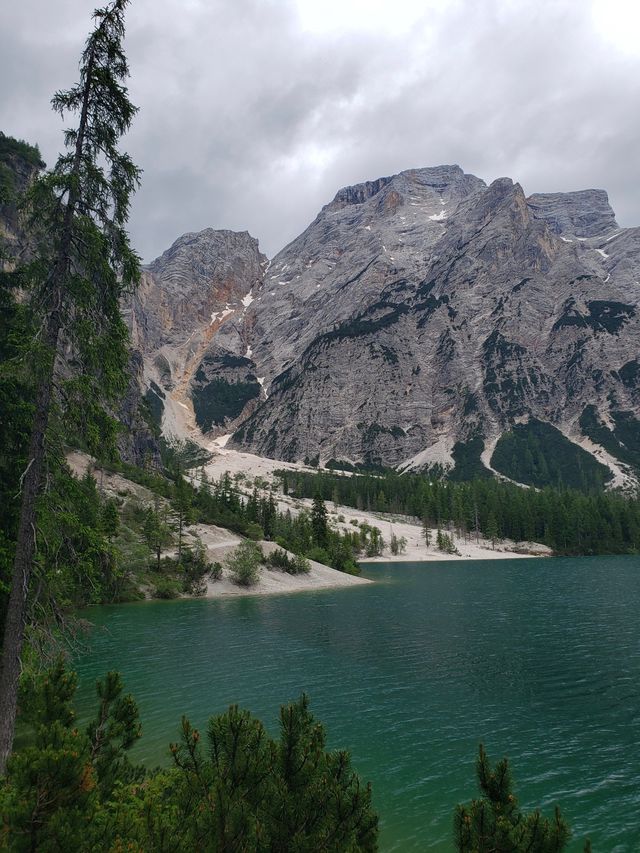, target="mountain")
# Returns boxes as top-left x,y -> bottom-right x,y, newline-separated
127,228 -> 267,443
124,166 -> 640,488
